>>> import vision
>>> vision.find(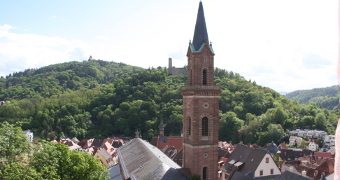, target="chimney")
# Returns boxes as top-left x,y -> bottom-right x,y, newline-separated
135,130 -> 140,138
289,166 -> 294,172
